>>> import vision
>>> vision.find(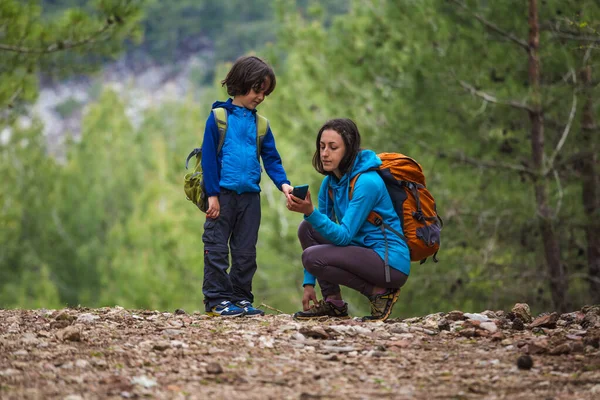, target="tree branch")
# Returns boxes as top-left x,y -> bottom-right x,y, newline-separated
546,29 -> 600,43
459,80 -> 534,112
545,92 -> 577,174
0,21 -> 114,54
449,0 -> 529,51
7,87 -> 23,108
